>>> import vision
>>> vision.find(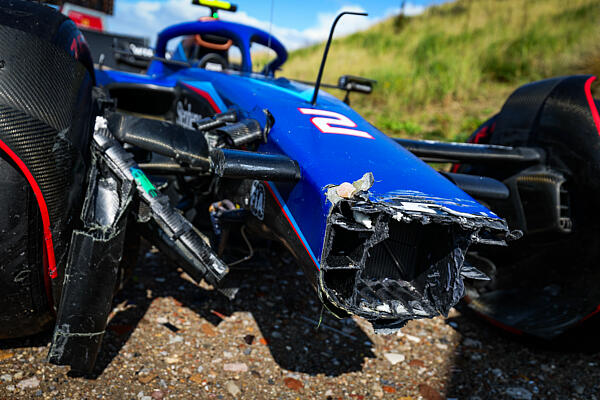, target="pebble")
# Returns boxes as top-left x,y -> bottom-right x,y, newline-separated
201,323 -> 218,337
223,362 -> 248,372
448,321 -> 459,328
384,353 -> 405,365
17,376 -> 40,389
283,377 -> 303,390
405,358 -> 420,367
418,383 -> 443,400
505,387 -> 533,400
541,364 -> 553,372
463,338 -> 482,348
372,383 -> 384,398
573,384 -> 584,394
138,373 -> 157,384
0,373 -> 12,382
164,356 -> 179,364
225,381 -> 241,397
168,335 -> 183,344
470,353 -> 482,361
491,368 -> 503,378
404,334 -> 421,343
